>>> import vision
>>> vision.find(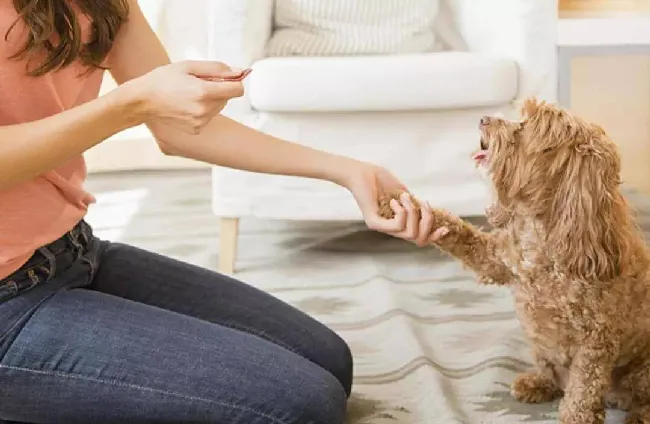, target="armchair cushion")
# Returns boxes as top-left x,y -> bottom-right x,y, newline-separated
248,52 -> 518,113
448,0 -> 558,101
265,0 -> 440,57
